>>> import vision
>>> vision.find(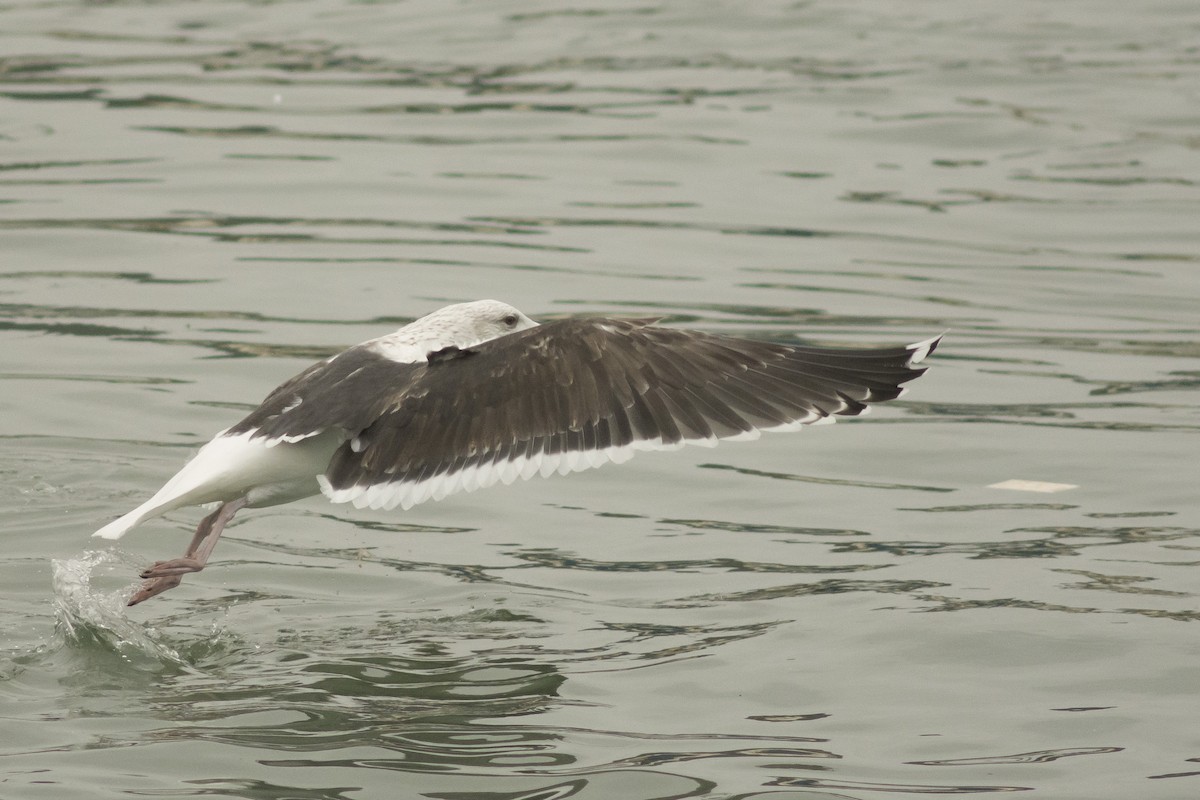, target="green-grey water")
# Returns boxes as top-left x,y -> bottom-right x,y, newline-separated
3,1 -> 1199,798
